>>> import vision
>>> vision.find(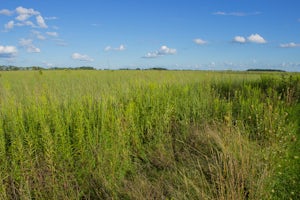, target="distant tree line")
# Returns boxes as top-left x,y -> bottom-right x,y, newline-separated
0,65 -> 169,71
146,67 -> 167,70
0,65 -> 96,71
247,68 -> 286,72
1,65 -> 286,72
